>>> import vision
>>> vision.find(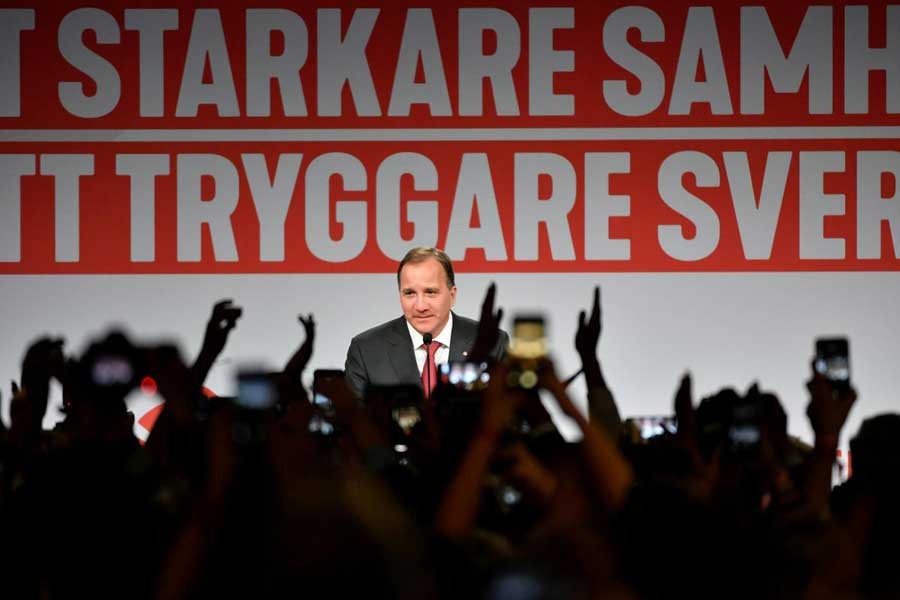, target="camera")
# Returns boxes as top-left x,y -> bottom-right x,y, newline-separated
77,332 -> 145,404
